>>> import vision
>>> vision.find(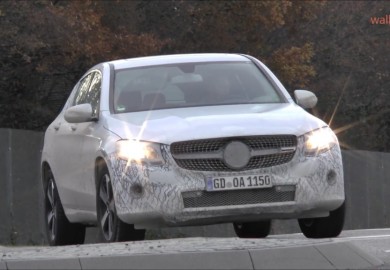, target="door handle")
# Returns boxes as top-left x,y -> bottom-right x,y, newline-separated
70,125 -> 77,131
